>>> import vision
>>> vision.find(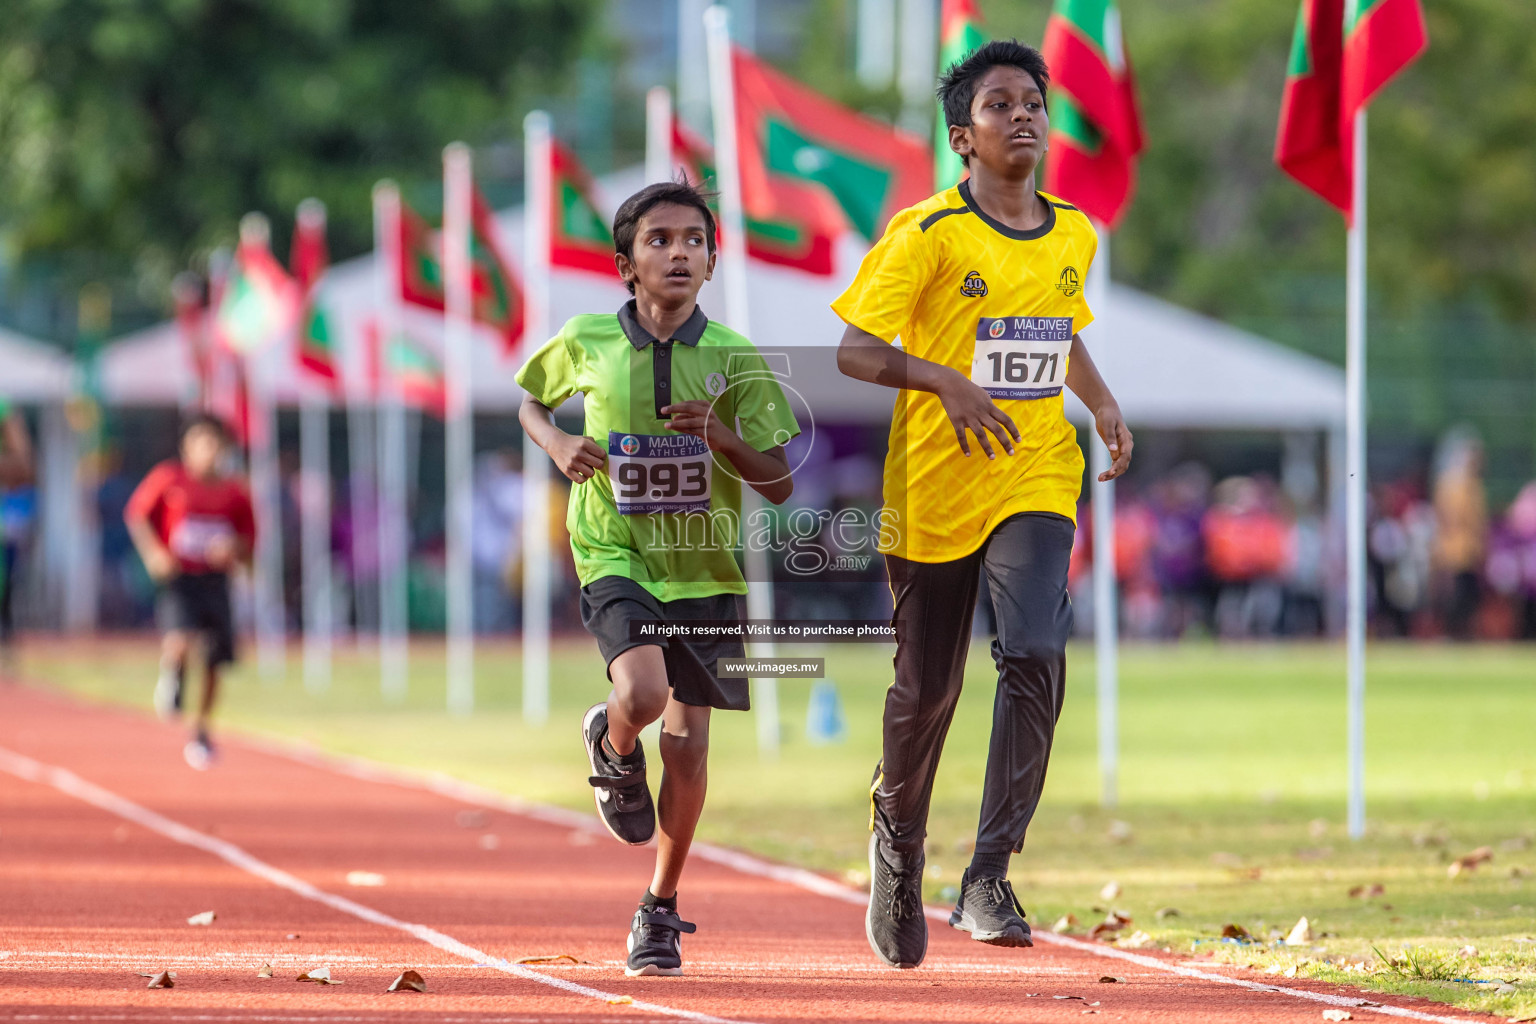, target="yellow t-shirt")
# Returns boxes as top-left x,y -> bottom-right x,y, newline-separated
831,181 -> 1097,563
